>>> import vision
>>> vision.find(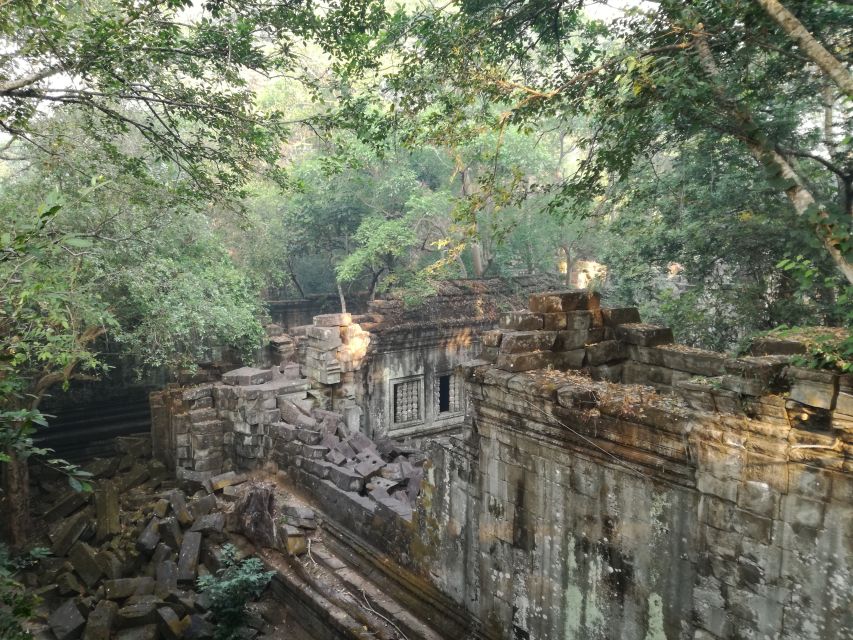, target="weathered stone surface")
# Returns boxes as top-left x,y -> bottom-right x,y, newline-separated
68,541 -> 103,587
136,517 -> 161,554
529,290 -> 600,313
327,465 -> 364,492
50,508 -> 92,556
49,599 -> 86,640
177,532 -> 203,582
499,311 -> 544,331
44,490 -> 90,523
155,560 -> 178,597
499,331 -> 557,353
601,307 -> 641,326
788,367 -> 839,410
553,329 -> 593,351
234,484 -> 279,548
115,624 -> 158,640
190,512 -> 225,535
222,366 -> 273,386
157,606 -> 190,640
481,330 -> 504,347
159,517 -> 183,551
313,312 -> 352,327
495,350 -> 553,372
189,494 -> 216,519
205,471 -> 245,493
104,577 -> 155,600
82,599 -> 118,640
541,312 -> 568,331
168,491 -> 194,527
614,323 -> 674,346
585,340 -> 625,366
